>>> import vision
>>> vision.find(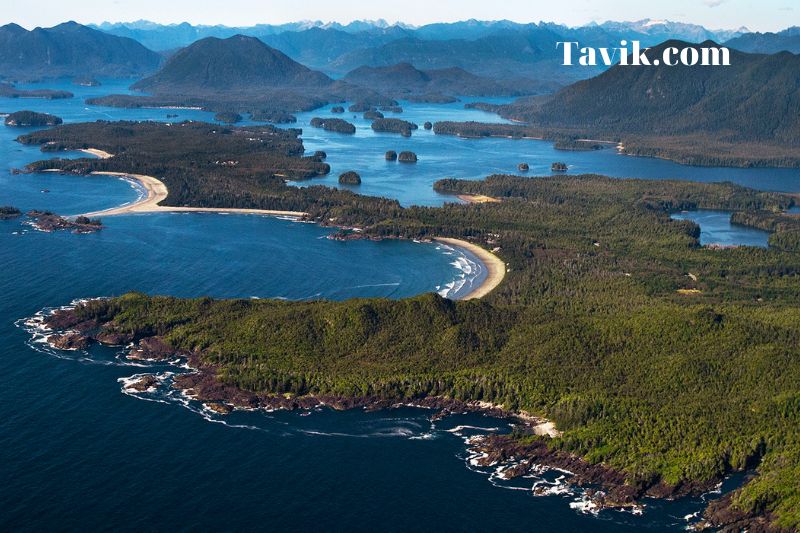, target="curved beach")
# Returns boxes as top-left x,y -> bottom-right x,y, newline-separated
76,151 -> 505,299
434,237 -> 506,300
